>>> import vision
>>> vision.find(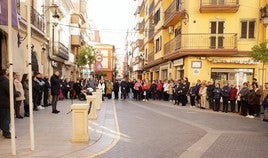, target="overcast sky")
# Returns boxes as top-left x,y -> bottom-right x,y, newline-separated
87,0 -> 136,53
